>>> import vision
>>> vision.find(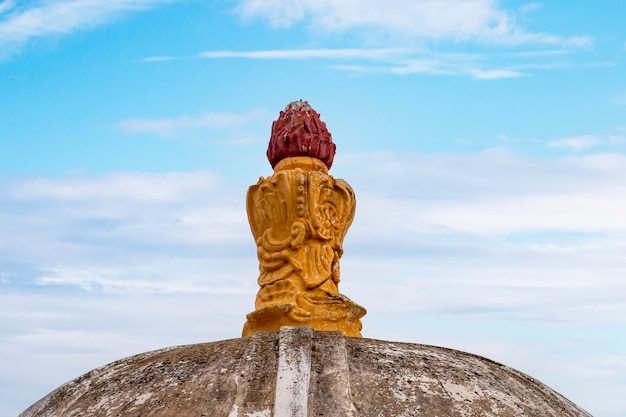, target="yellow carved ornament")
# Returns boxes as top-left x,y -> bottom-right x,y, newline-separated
242,157 -> 366,337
